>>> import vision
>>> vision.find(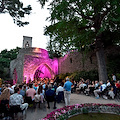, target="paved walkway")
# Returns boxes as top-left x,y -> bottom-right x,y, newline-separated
25,93 -> 120,120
